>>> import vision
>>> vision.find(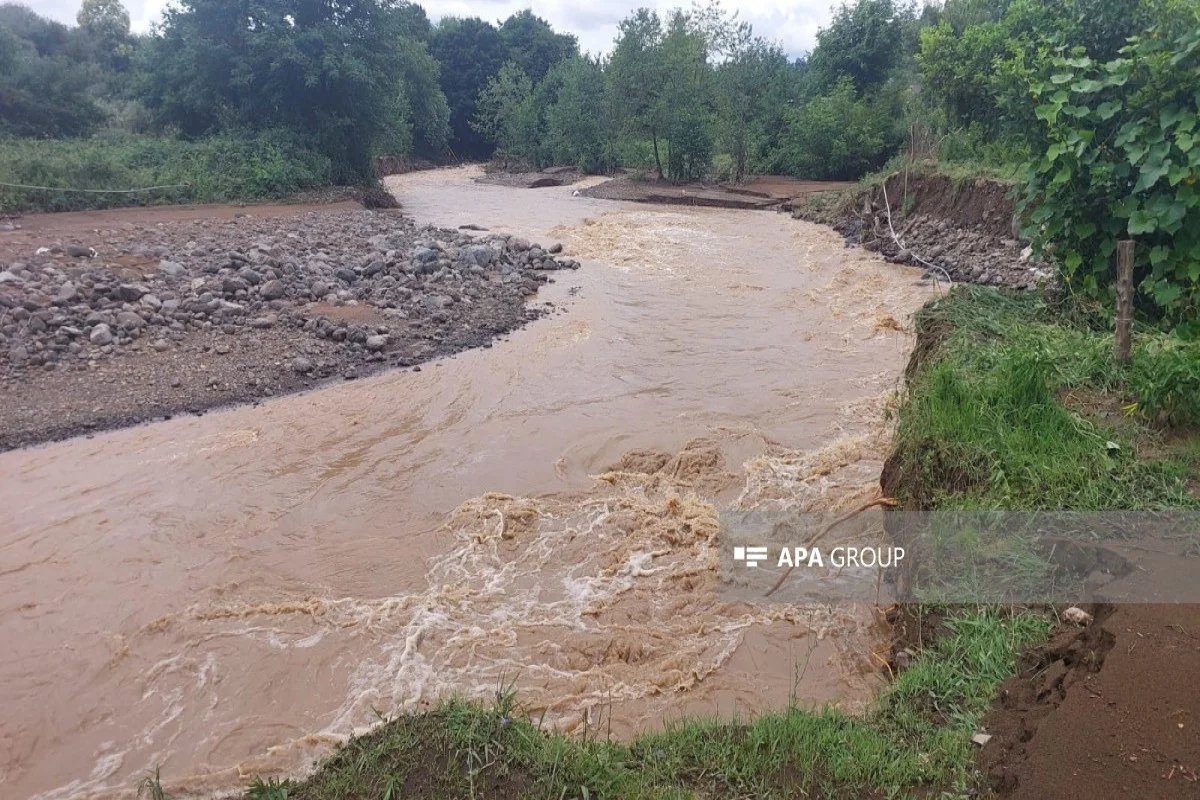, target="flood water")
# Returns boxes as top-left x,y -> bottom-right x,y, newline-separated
0,167 -> 931,798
